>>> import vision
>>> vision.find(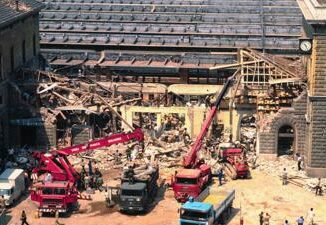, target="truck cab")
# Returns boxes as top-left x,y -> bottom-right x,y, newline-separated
30,181 -> 78,214
178,188 -> 235,225
0,183 -> 16,206
172,169 -> 204,203
118,182 -> 149,212
107,166 -> 159,213
180,201 -> 214,225
0,169 -> 25,206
